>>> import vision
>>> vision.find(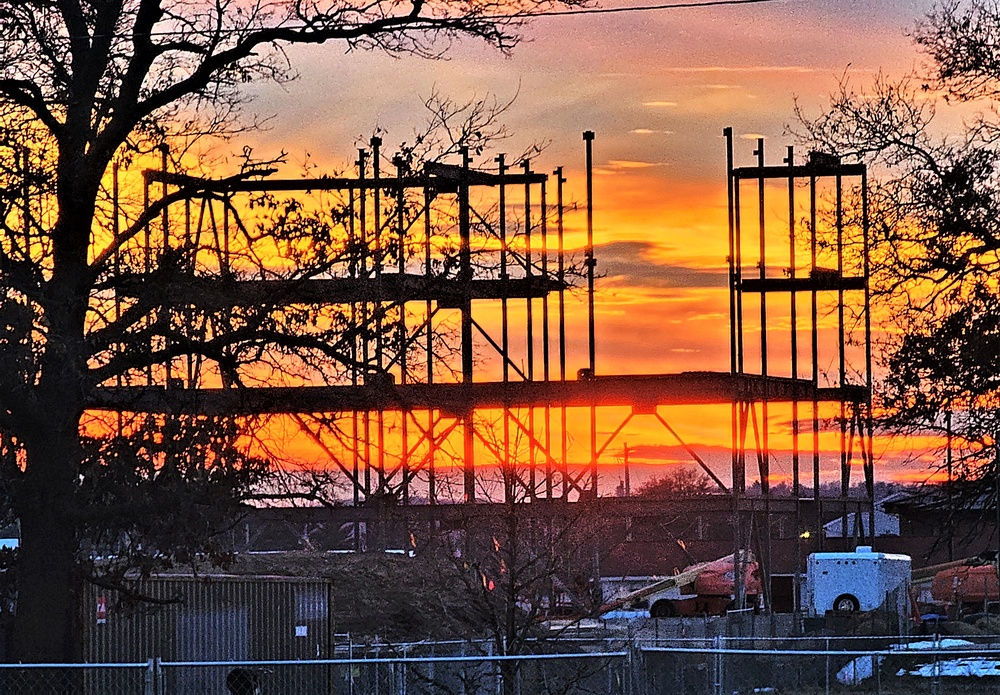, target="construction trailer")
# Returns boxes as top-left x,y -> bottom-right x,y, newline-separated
805,546 -> 911,616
